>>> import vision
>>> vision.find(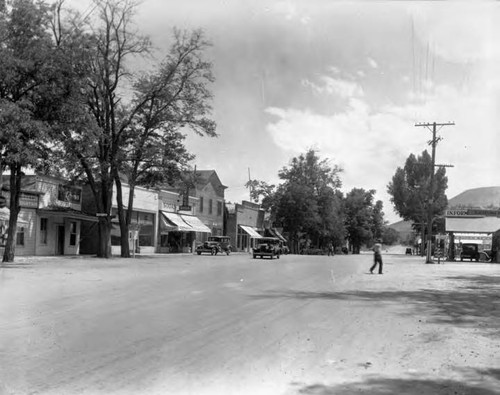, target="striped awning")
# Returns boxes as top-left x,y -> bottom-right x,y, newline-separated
160,211 -> 192,232
239,225 -> 262,238
160,211 -> 211,233
180,215 -> 211,233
